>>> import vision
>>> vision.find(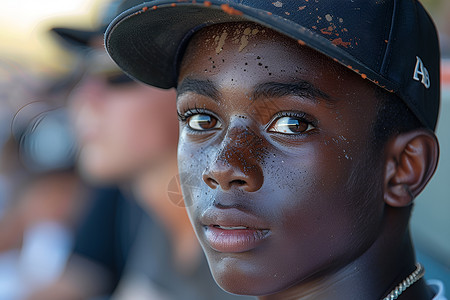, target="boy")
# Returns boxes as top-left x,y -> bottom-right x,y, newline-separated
105,1 -> 445,299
